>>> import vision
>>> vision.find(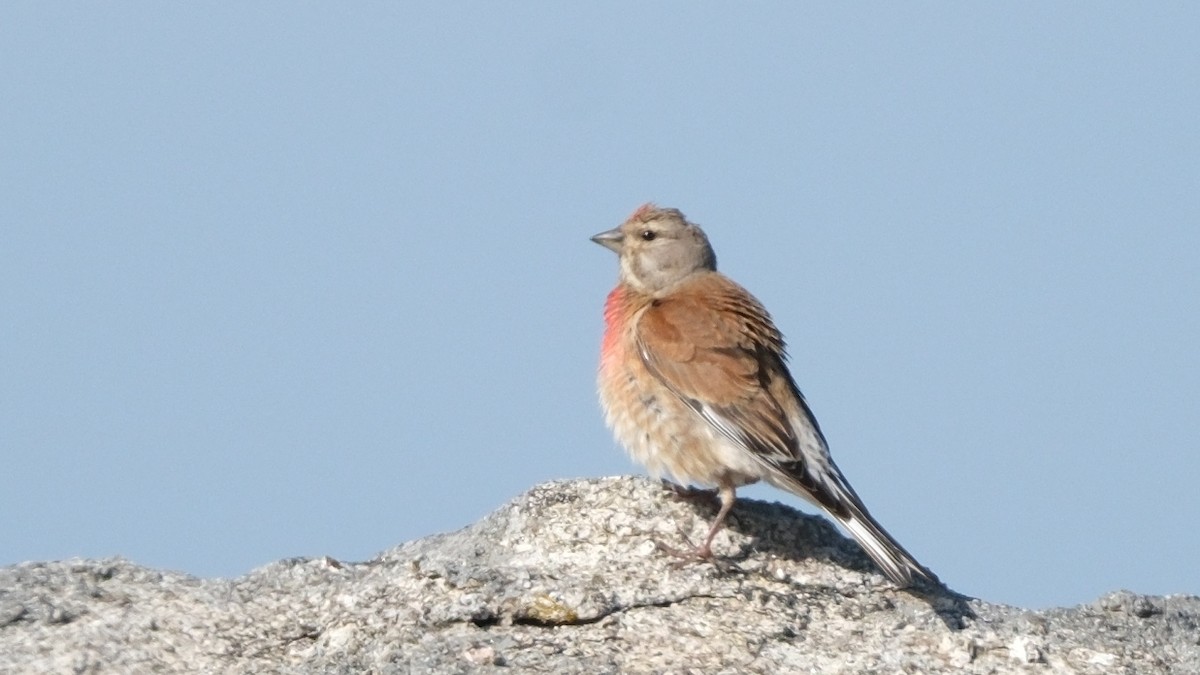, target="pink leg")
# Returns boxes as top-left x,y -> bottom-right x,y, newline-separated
655,483 -> 738,565
695,483 -> 737,558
